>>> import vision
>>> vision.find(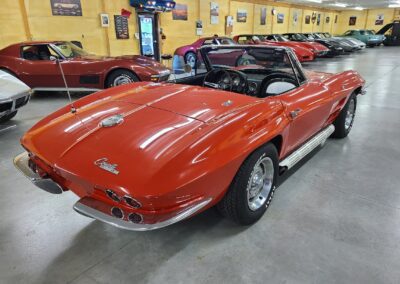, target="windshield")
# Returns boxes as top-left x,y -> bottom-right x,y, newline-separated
313,33 -> 323,39
217,38 -> 236,45
293,34 -> 308,41
360,30 -> 374,35
53,42 -> 90,58
274,35 -> 289,42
